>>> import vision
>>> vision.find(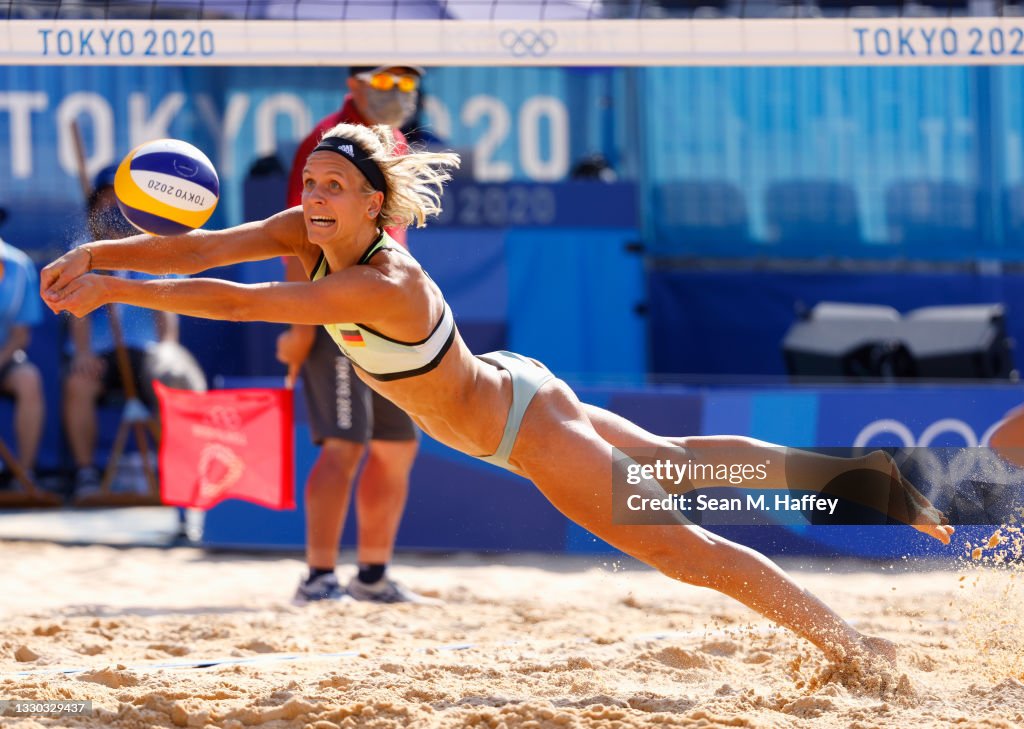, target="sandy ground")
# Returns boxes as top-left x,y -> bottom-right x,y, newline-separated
1,532 -> 1023,729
